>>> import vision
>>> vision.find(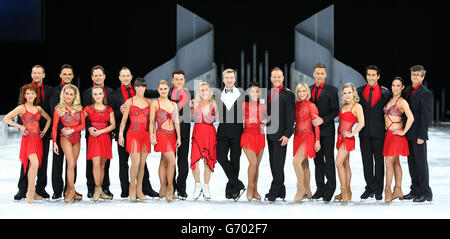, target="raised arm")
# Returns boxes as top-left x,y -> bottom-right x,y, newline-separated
3,105 -> 27,134
351,104 -> 365,137
310,103 -> 320,141
38,106 -> 52,138
399,98 -> 414,136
